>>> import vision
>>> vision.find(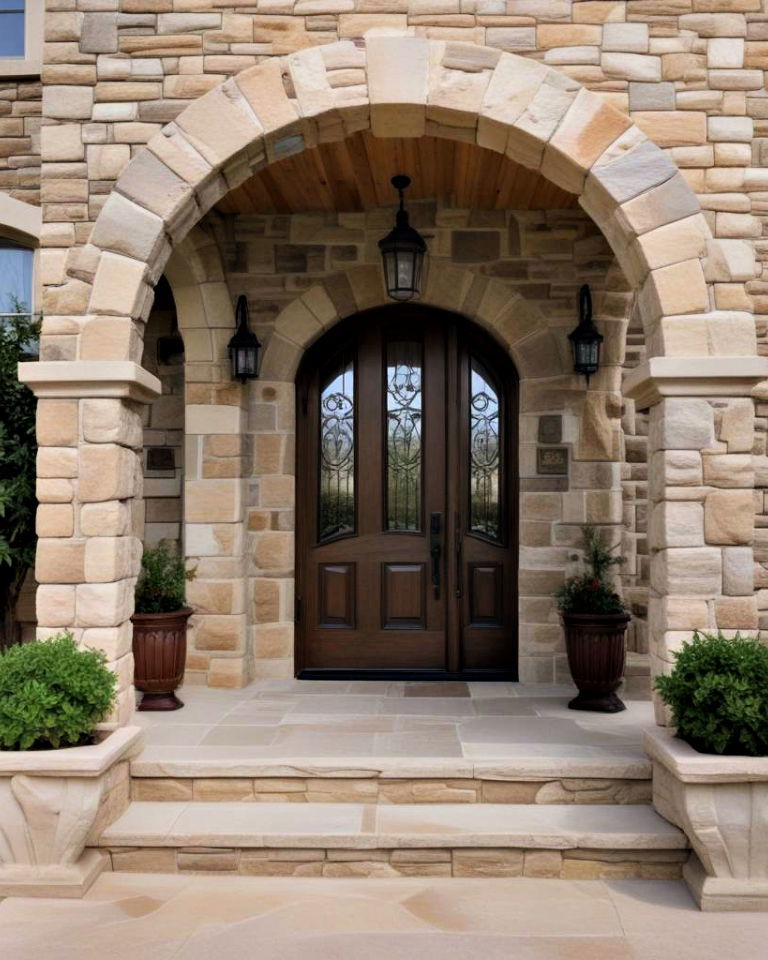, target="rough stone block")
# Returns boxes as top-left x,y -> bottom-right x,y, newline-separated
705,489 -> 754,545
